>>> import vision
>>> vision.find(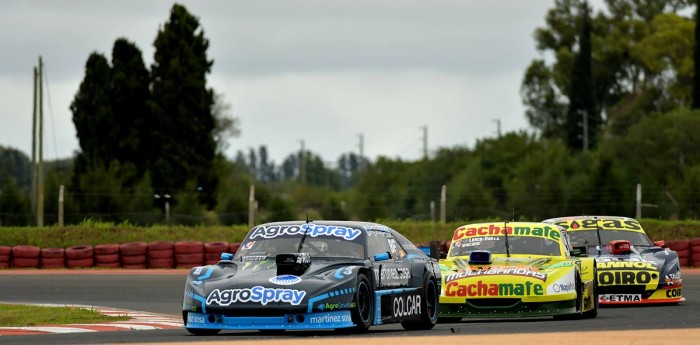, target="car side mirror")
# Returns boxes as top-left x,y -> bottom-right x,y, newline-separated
374,252 -> 392,262
429,241 -> 441,260
570,246 -> 587,257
